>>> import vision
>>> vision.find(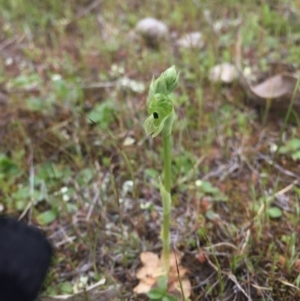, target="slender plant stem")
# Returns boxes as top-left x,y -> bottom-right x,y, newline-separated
163,133 -> 172,193
161,116 -> 173,274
